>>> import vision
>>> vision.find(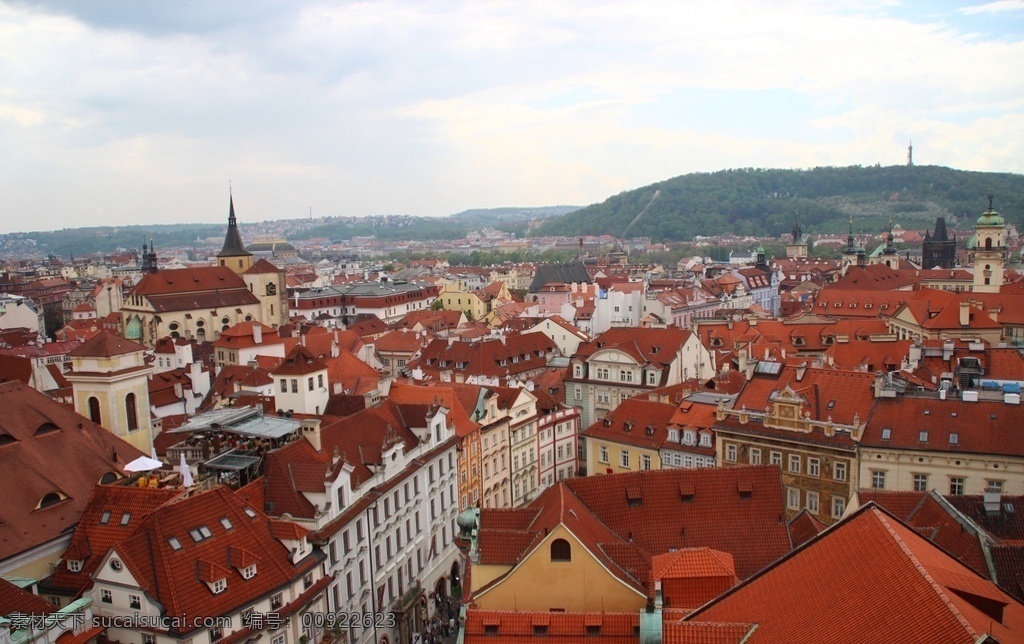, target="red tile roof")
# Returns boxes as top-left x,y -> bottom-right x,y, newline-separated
50,485 -> 184,595
787,509 -> 827,548
0,577 -> 57,616
581,397 -> 677,449
686,504 -> 1024,643
68,331 -> 145,357
734,365 -> 876,426
114,486 -> 320,634
563,467 -> 791,581
0,381 -> 145,562
131,266 -> 249,296
662,622 -> 756,644
463,609 -> 639,644
862,397 -> 1024,457
271,344 -> 327,376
